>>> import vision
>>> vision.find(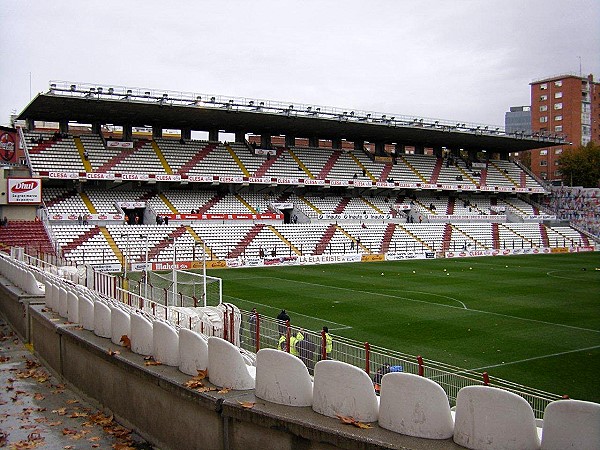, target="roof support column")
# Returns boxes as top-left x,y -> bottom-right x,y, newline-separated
122,124 -> 132,142
395,143 -> 405,154
354,140 -> 364,151
414,144 -> 425,155
332,138 -> 342,150
181,128 -> 191,140
308,137 -> 319,148
499,152 -> 509,161
235,131 -> 246,143
467,149 -> 478,161
433,146 -> 443,158
91,122 -> 102,135
152,126 -> 162,138
208,129 -> 219,142
285,135 -> 296,147
261,134 -> 272,149
375,142 -> 386,156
